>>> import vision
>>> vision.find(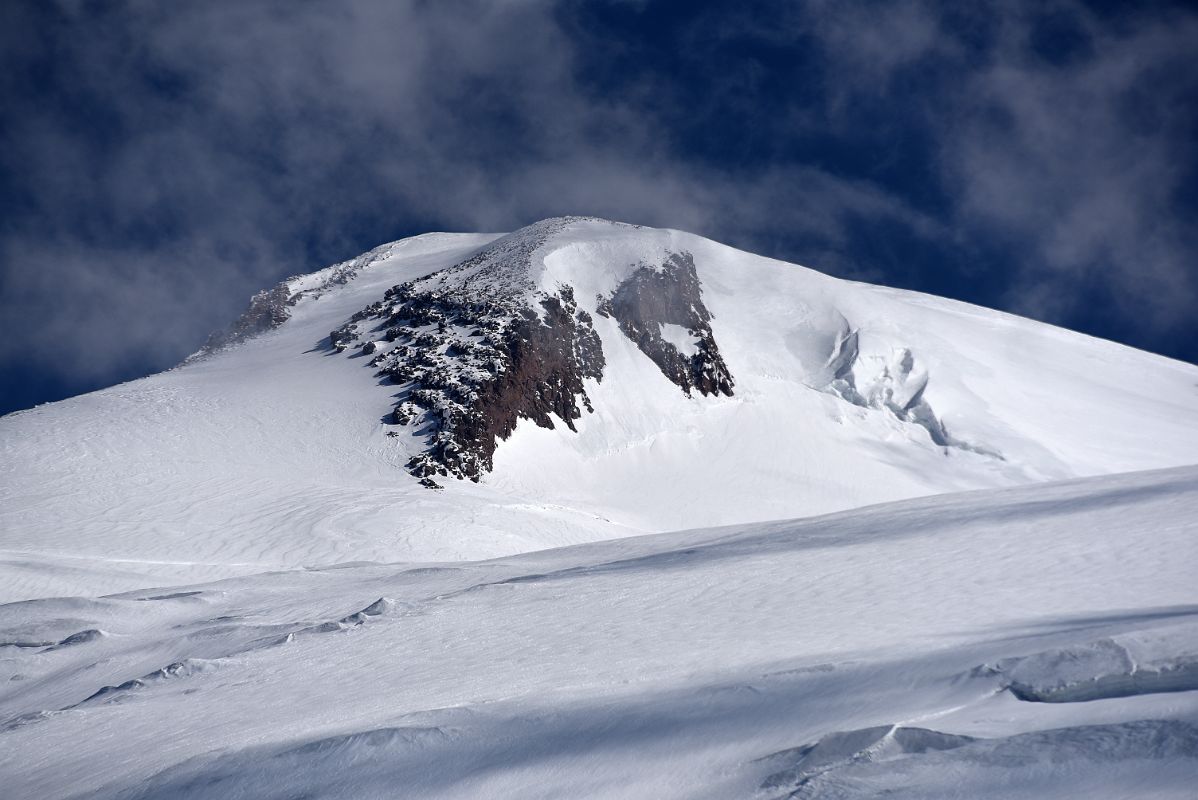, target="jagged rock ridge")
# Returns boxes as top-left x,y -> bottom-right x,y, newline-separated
332,219 -> 609,484
328,219 -> 734,485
